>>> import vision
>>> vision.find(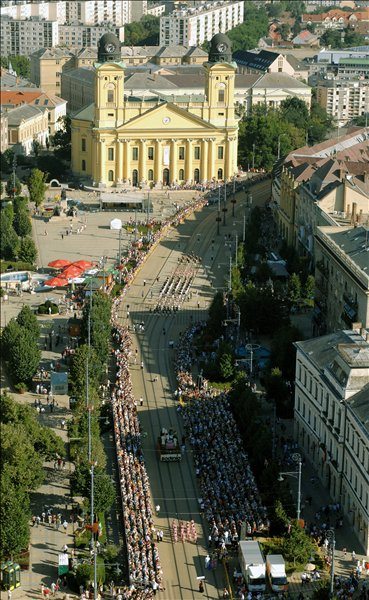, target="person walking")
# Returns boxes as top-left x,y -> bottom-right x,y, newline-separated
198,581 -> 204,594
